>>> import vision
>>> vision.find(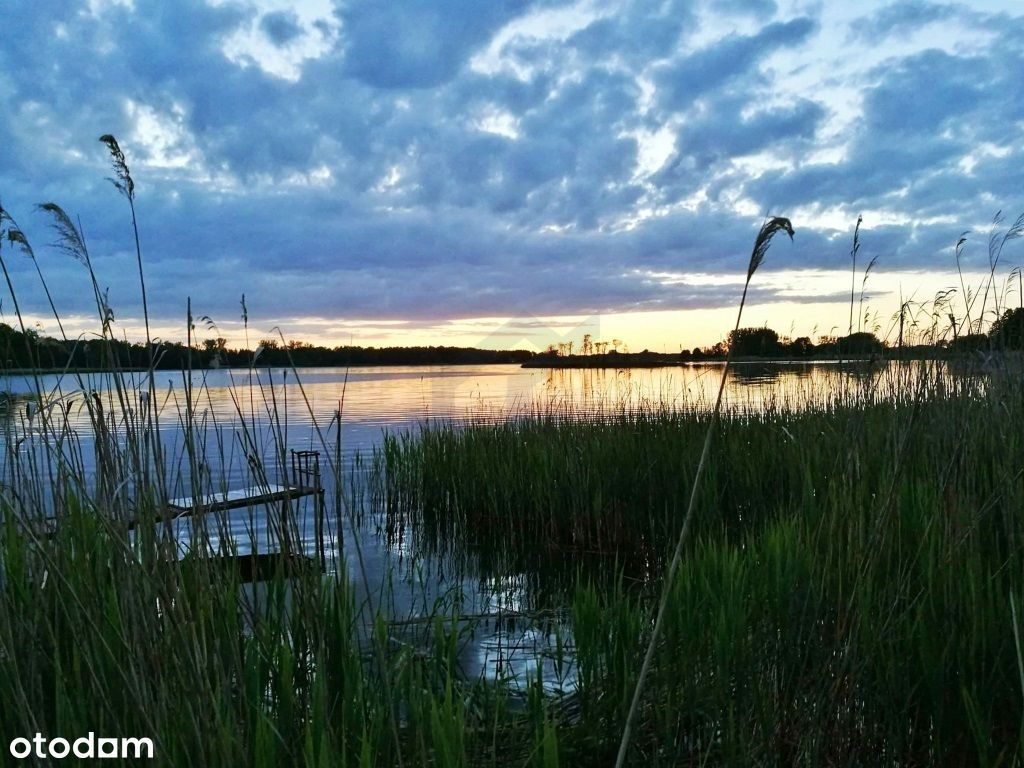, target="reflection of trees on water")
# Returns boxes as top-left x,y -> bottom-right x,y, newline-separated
728,363 -> 782,386
837,359 -> 886,380
543,367 -> 636,411
0,391 -> 27,432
